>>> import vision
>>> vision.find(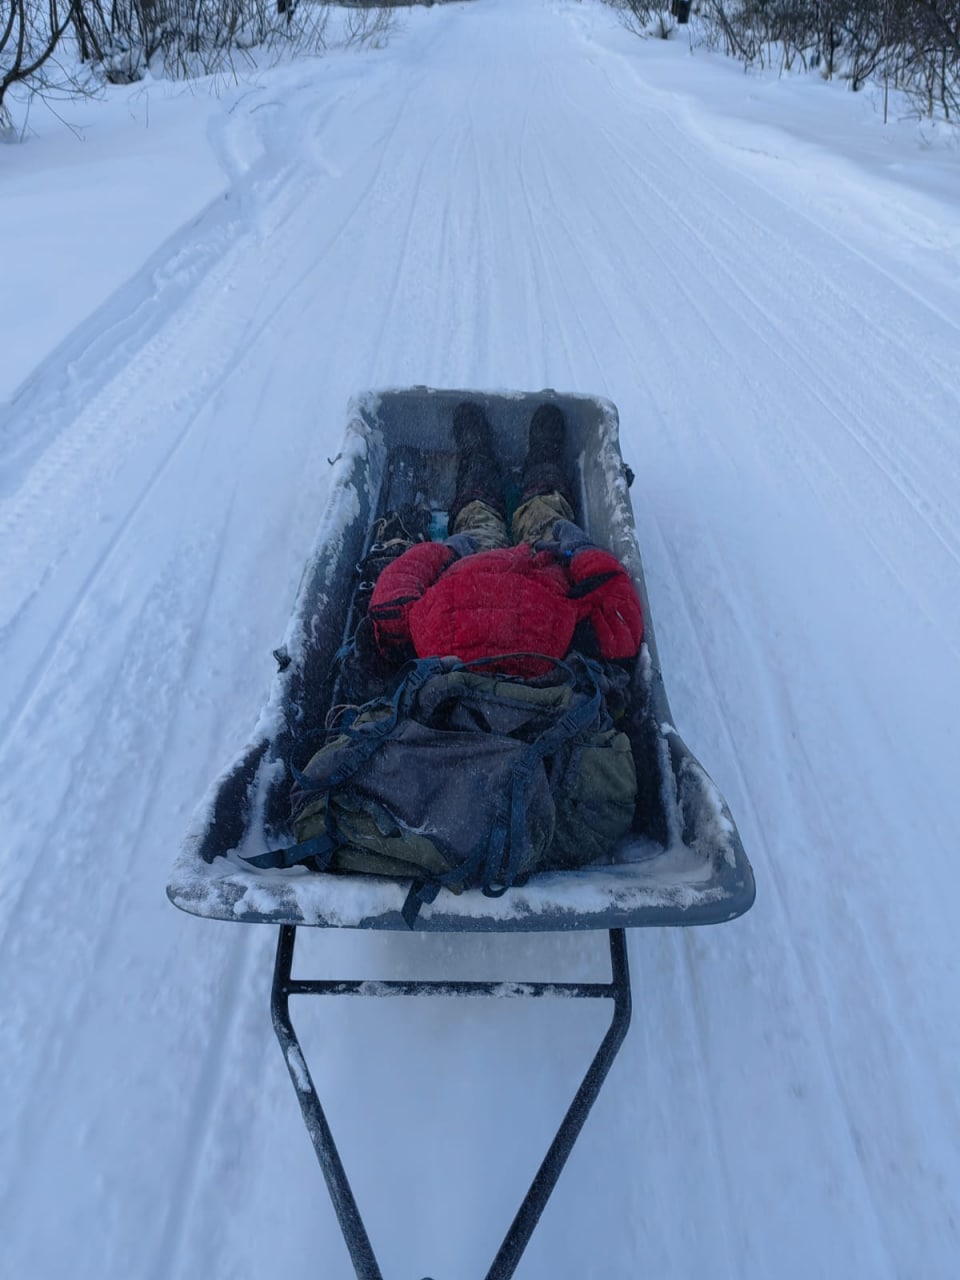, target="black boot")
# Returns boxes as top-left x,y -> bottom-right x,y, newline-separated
521,403 -> 570,500
449,402 -> 505,528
